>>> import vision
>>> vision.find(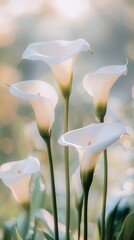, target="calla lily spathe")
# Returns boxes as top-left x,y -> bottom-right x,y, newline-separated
59,122 -> 126,189
83,62 -> 128,121
10,80 -> 58,137
0,156 -> 40,204
22,39 -> 92,98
